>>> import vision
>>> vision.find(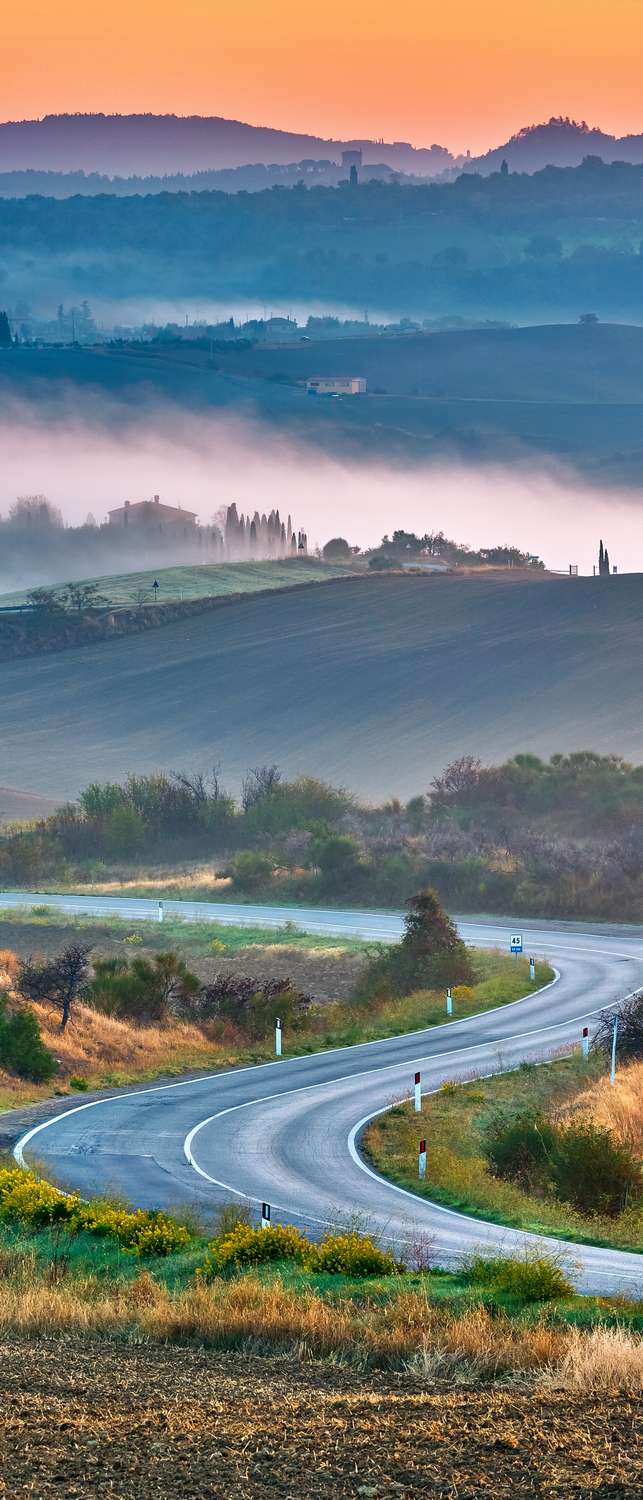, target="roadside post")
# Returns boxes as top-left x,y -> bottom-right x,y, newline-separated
414,1071 -> 422,1112
529,956 -> 536,981
446,988 -> 453,1016
418,1140 -> 426,1179
581,1025 -> 590,1060
158,901 -> 164,924
610,1014 -> 619,1086
261,1202 -> 271,1229
510,933 -> 523,957
275,1017 -> 282,1057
